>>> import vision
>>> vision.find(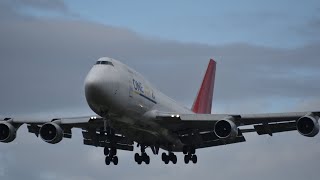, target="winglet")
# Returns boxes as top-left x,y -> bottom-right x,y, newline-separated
191,59 -> 216,114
